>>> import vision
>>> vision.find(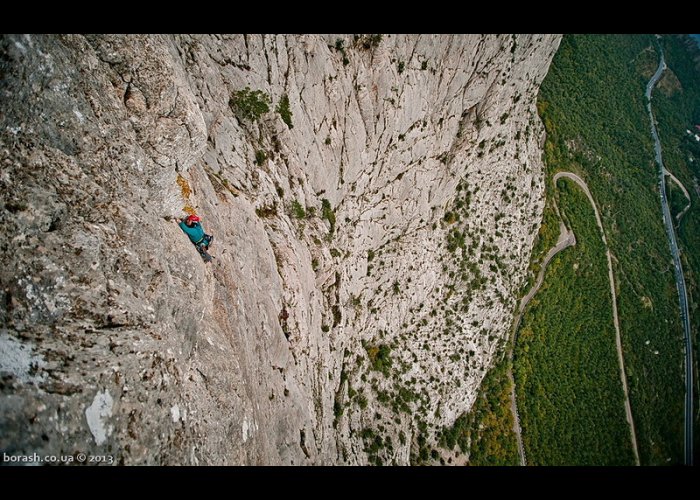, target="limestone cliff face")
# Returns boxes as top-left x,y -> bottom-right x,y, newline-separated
0,34 -> 560,465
